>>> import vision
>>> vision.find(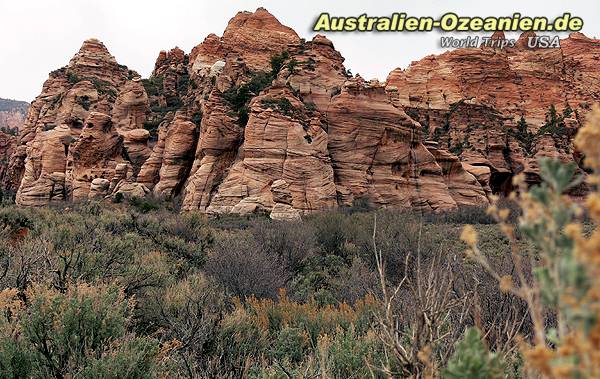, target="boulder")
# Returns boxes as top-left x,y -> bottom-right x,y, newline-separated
89,178 -> 110,199
270,203 -> 301,222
